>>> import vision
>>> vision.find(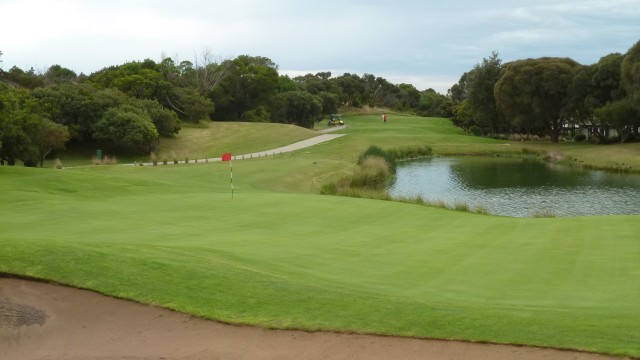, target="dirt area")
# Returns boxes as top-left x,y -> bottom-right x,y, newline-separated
0,277 -> 624,360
